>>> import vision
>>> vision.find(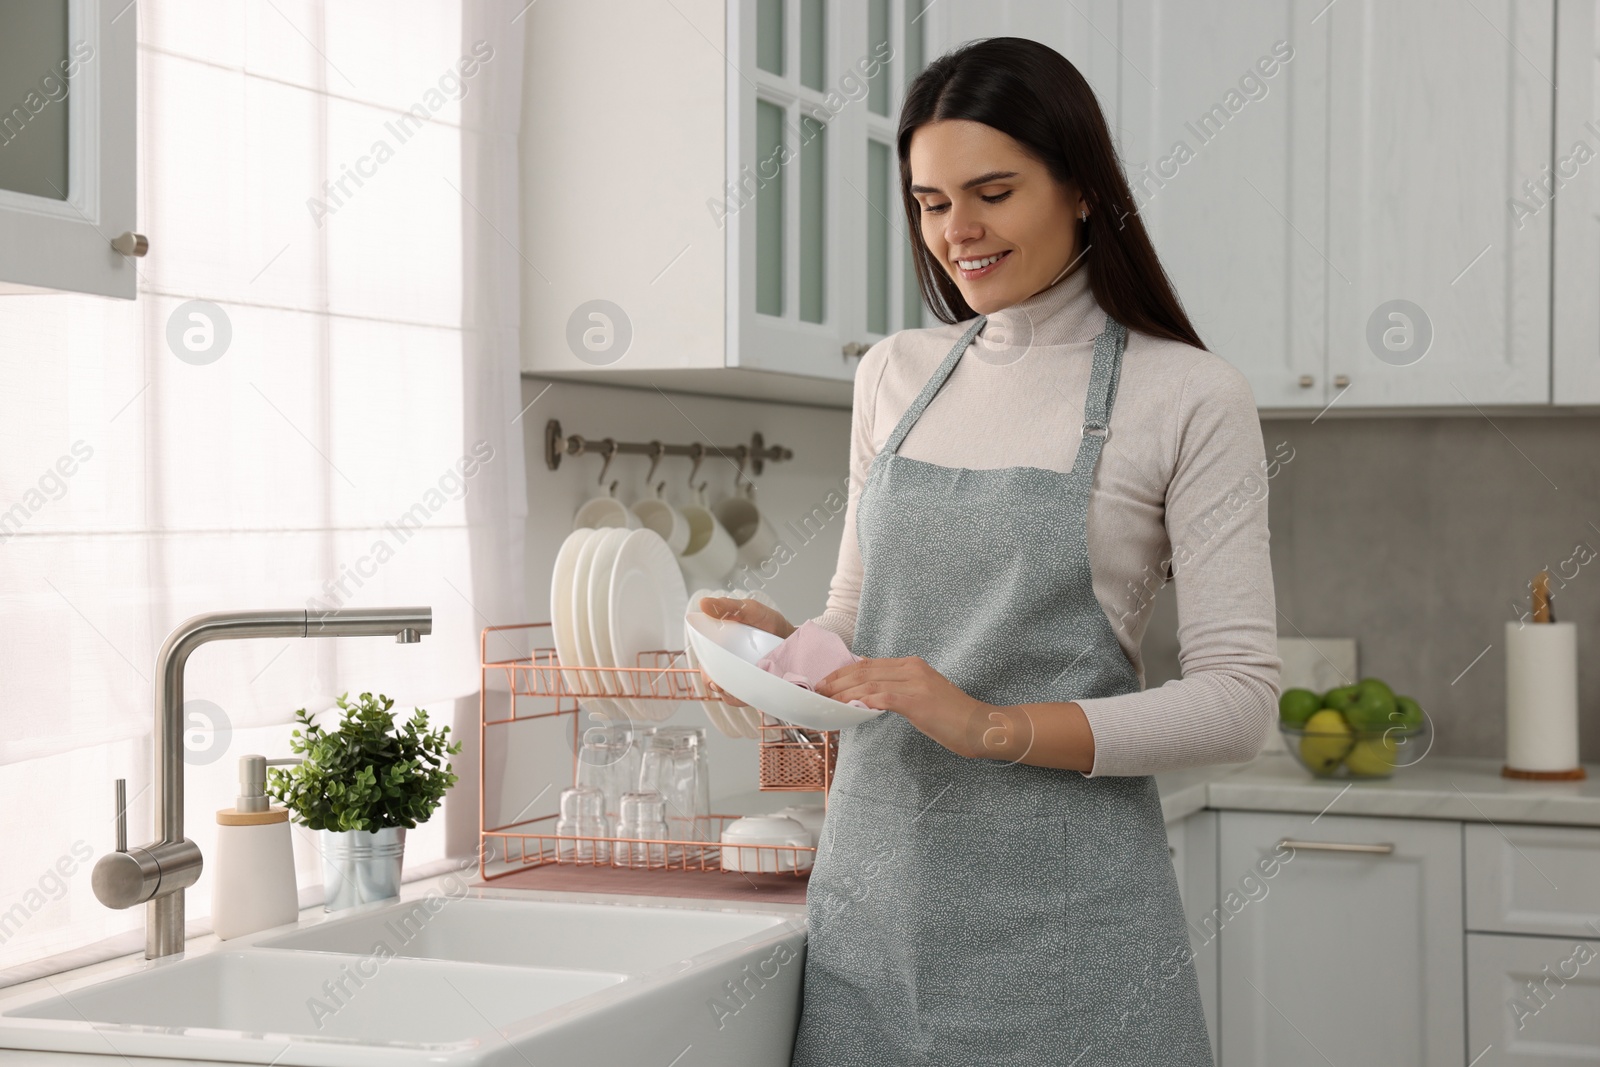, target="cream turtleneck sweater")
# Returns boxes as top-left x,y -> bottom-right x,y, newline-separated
809,264 -> 1283,778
